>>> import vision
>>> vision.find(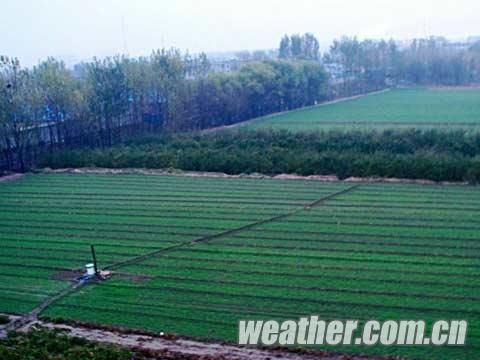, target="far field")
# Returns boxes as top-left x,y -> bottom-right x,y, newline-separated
0,173 -> 479,359
245,88 -> 480,131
